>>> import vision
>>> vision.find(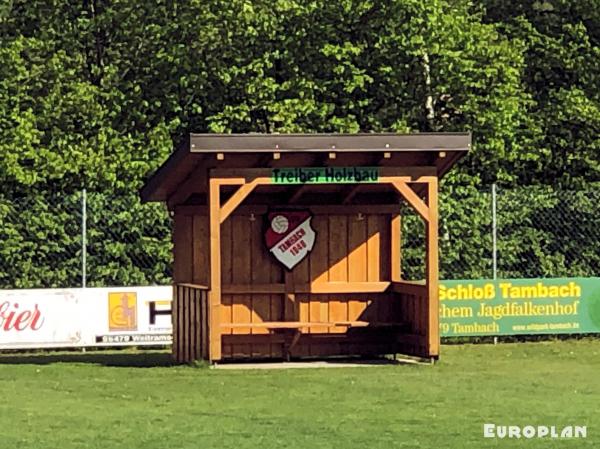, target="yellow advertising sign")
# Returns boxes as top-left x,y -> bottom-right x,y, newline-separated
108,292 -> 137,331
439,278 -> 600,336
